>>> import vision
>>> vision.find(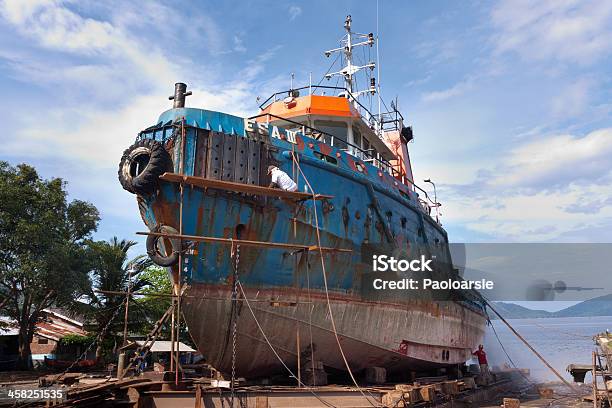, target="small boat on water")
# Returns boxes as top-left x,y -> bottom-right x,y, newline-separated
118,16 -> 486,379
